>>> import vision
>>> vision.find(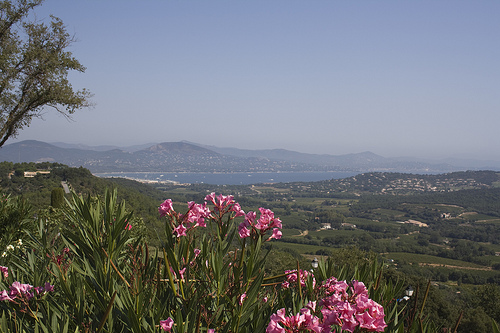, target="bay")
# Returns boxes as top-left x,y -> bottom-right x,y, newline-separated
94,171 -> 359,185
